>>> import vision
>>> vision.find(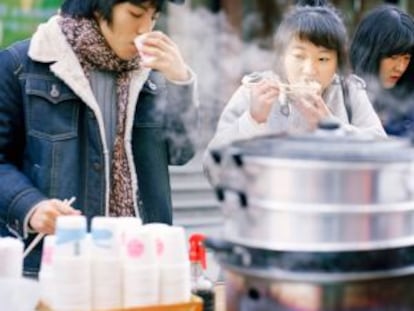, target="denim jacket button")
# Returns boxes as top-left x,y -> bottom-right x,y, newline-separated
50,84 -> 60,98
93,162 -> 102,171
147,80 -> 157,91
